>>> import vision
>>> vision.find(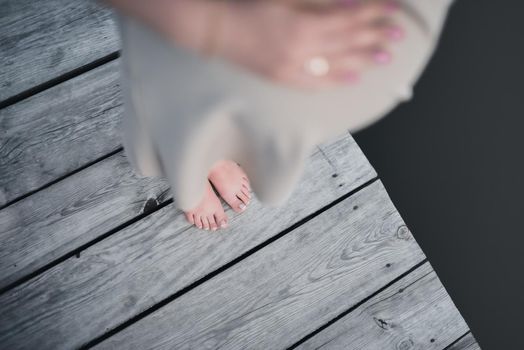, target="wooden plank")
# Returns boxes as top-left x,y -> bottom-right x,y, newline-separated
317,130 -> 375,188
0,152 -> 170,291
296,262 -> 469,350
447,333 -> 481,350
0,60 -> 121,206
0,0 -> 118,101
89,180 -> 425,350
0,133 -> 376,350
0,133 -> 371,292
